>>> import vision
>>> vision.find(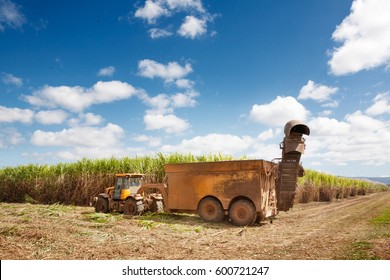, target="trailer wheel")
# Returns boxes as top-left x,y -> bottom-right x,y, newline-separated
95,197 -> 109,213
124,199 -> 143,215
229,199 -> 256,226
198,197 -> 225,223
151,199 -> 164,213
